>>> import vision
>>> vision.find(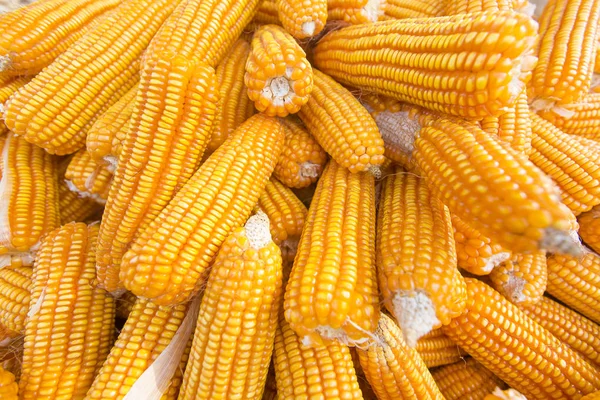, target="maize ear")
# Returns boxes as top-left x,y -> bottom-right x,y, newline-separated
0,265 -> 32,335
520,295 -> 600,367
313,11 -> 538,119
298,69 -> 385,174
431,358 -> 506,400
207,38 -> 255,154
414,328 -> 467,368
284,159 -> 379,346
443,278 -> 600,399
0,75 -> 31,114
444,0 -> 511,14
119,114 -> 284,305
19,223 -> 115,399
546,251 -> 600,324
245,24 -> 313,117
382,0 -> 444,19
377,167 -> 466,345
4,0 -> 177,155
96,61 -> 218,294
0,0 -> 121,76
328,0 -> 387,24
277,0 -> 327,38
578,206 -> 600,253
491,90 -> 533,155
537,93 -> 600,141
274,118 -> 327,188
64,149 -> 113,205
356,314 -> 445,400
179,213 -> 282,399
0,364 -> 17,400
489,250 -> 547,305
